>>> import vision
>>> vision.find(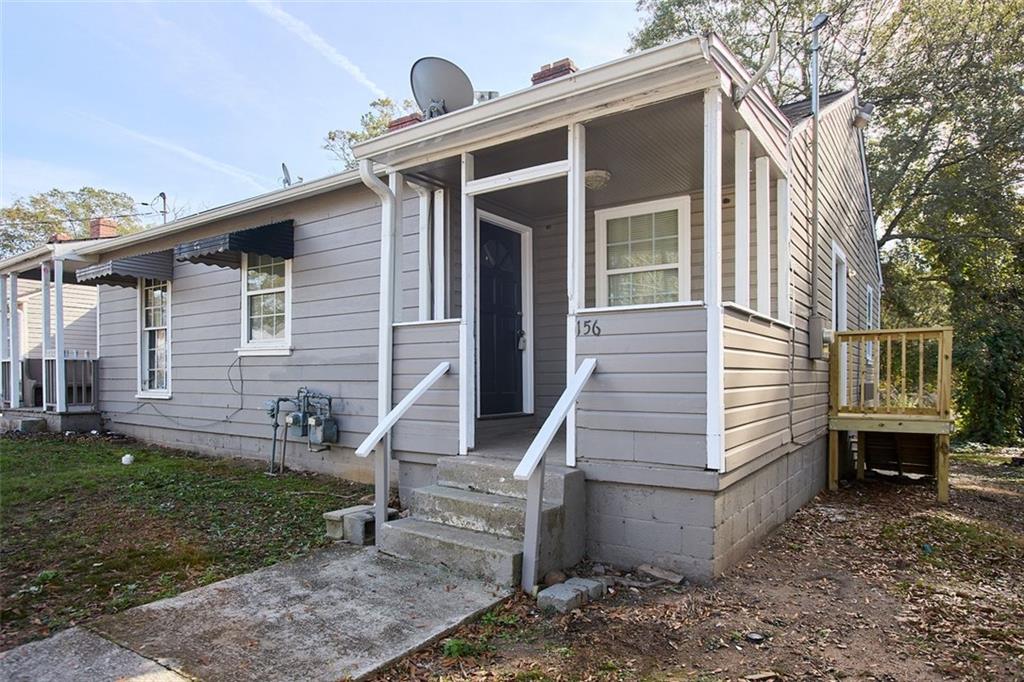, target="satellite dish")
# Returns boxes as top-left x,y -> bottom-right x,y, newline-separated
281,163 -> 292,188
410,57 -> 474,119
